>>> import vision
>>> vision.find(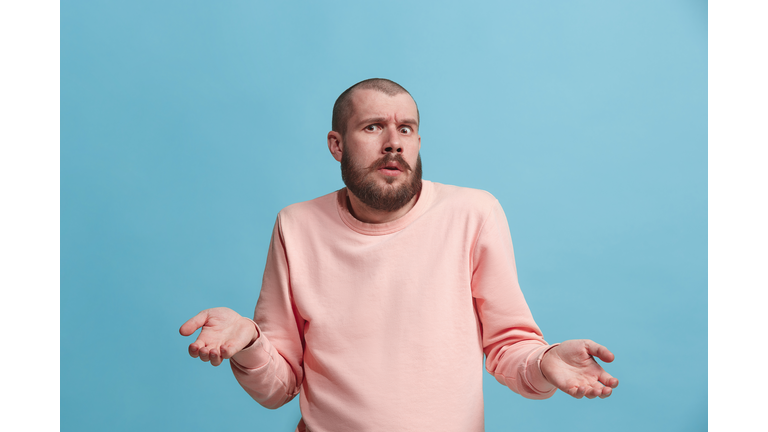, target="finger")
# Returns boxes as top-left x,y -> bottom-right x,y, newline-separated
188,342 -> 202,358
576,386 -> 587,399
585,383 -> 605,399
599,370 -> 619,388
209,345 -> 223,363
221,342 -> 238,359
599,386 -> 613,399
568,385 -> 586,399
586,340 -> 615,363
198,345 -> 212,363
209,349 -> 222,367
179,310 -> 210,336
